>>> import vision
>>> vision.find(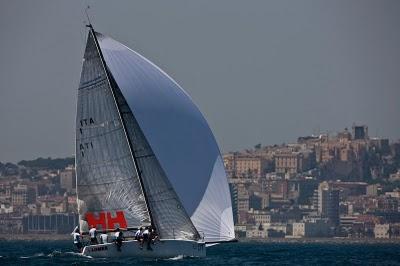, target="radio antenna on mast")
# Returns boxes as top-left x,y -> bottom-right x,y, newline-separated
84,5 -> 92,28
